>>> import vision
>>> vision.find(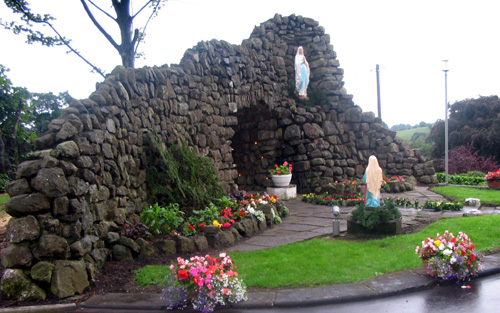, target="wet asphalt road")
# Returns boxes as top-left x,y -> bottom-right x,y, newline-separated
224,274 -> 500,313
76,274 -> 500,313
